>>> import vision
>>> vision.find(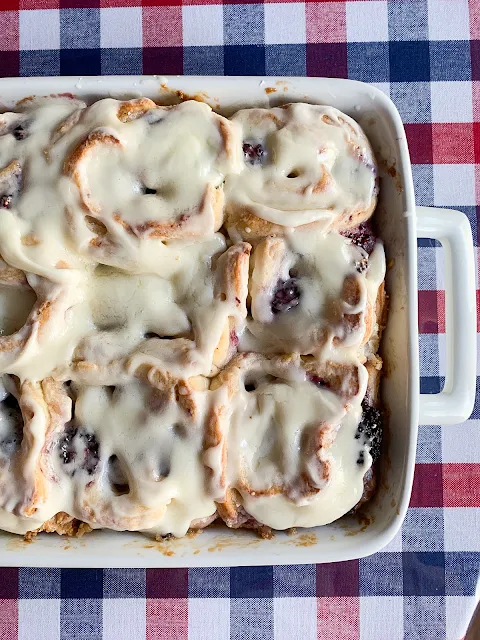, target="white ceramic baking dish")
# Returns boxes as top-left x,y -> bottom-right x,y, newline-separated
0,76 -> 475,567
